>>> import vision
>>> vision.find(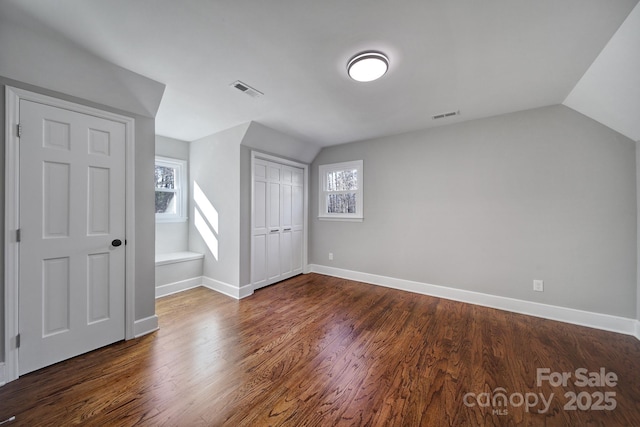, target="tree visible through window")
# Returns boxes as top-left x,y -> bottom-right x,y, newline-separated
326,169 -> 358,214
319,160 -> 363,221
155,156 -> 187,222
155,164 -> 176,213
